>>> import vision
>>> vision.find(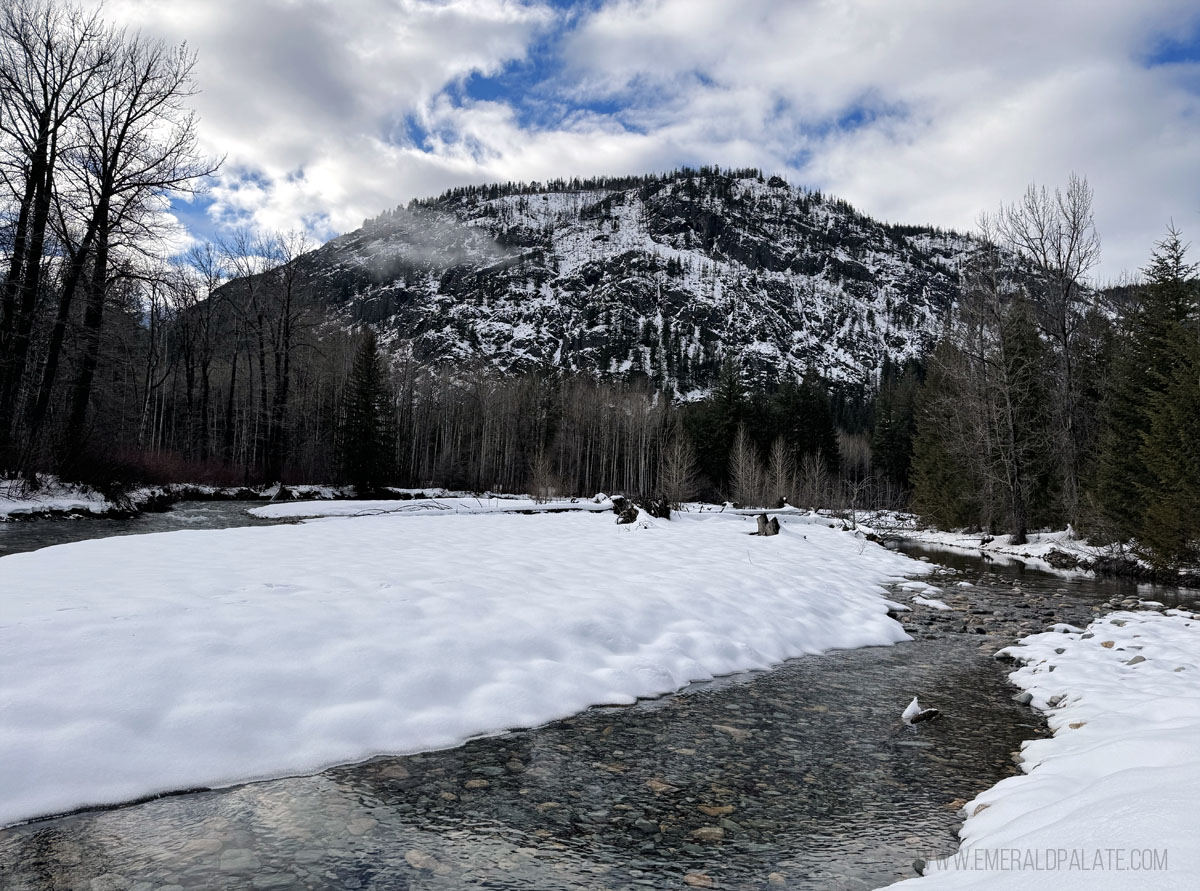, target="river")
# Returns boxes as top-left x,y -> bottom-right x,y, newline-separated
0,508 -> 1185,890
